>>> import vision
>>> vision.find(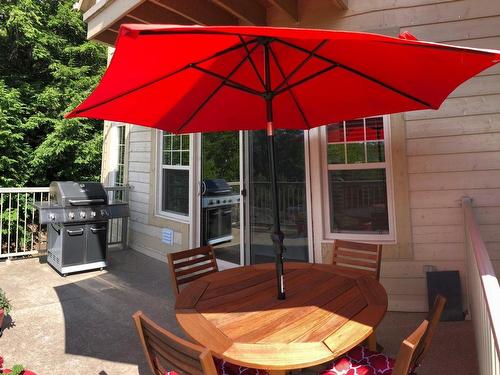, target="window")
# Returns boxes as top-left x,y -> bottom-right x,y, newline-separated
159,132 -> 191,217
116,125 -> 126,187
326,116 -> 392,237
